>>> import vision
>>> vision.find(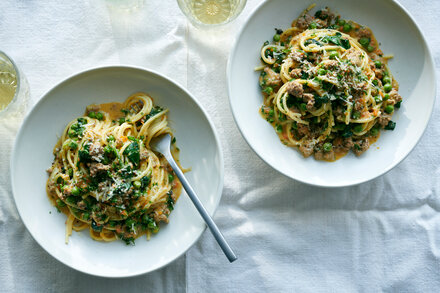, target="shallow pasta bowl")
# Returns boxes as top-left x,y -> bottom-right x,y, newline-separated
11,66 -> 224,277
227,0 -> 436,187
